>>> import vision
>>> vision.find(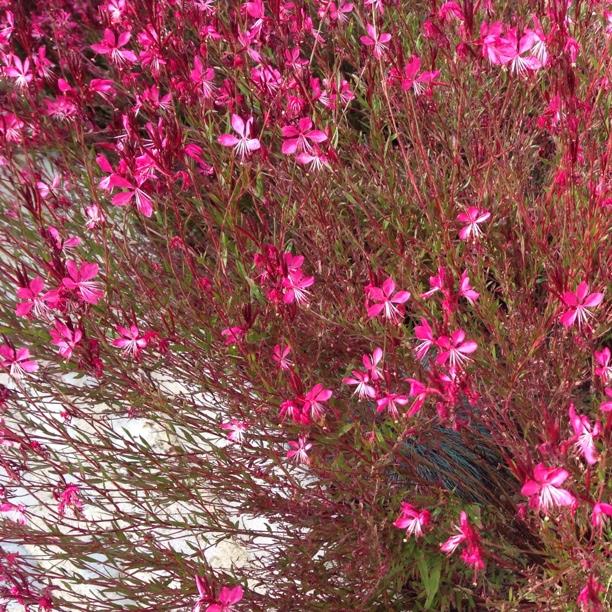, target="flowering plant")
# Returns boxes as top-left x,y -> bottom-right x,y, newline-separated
0,0 -> 610,610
